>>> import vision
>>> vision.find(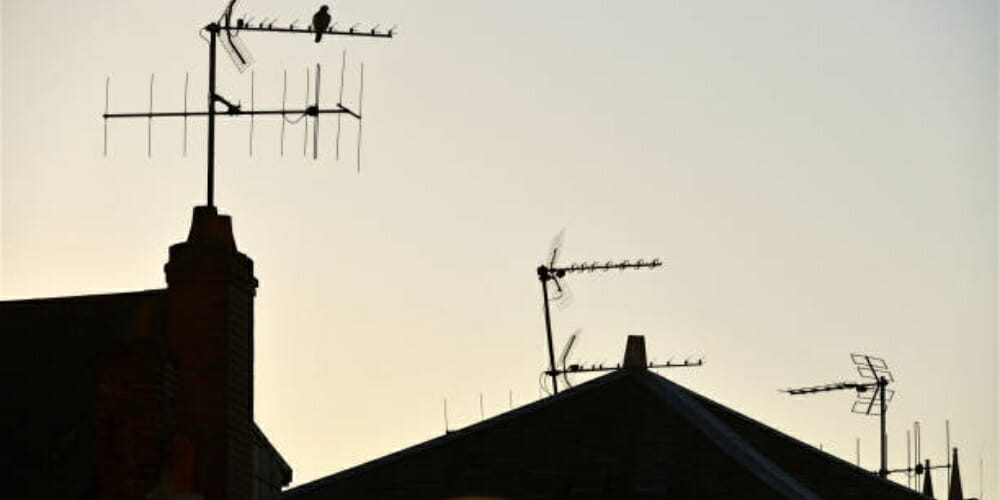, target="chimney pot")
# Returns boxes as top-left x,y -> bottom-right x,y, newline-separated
623,335 -> 648,369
